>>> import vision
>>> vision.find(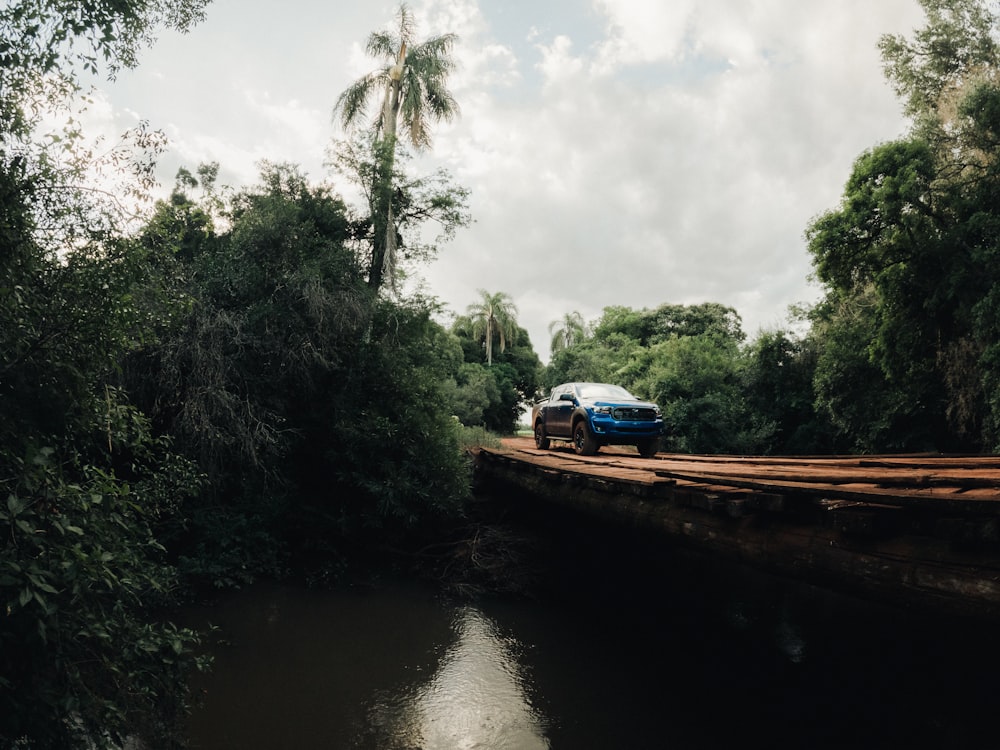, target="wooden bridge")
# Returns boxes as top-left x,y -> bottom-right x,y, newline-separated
474,438 -> 1000,620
